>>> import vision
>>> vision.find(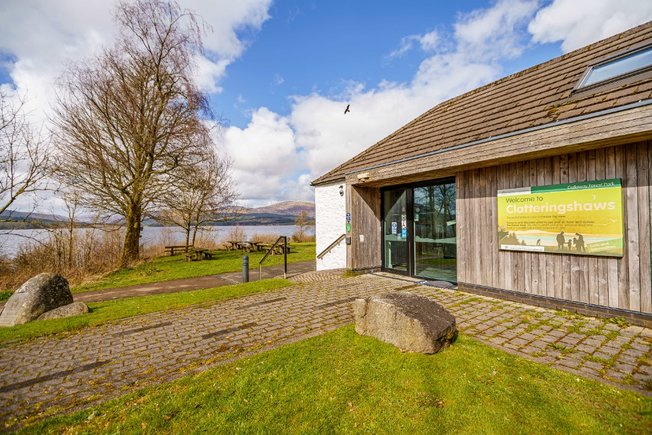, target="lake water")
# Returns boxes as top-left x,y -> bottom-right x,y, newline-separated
0,225 -> 314,258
